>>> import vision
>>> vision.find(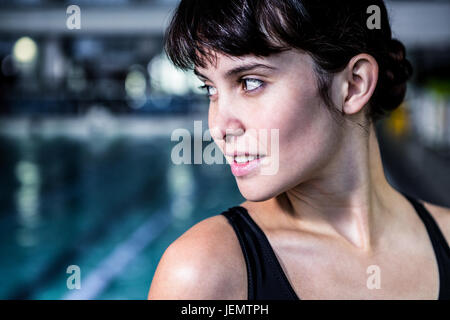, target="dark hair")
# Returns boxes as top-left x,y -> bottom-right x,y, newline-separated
164,0 -> 413,123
